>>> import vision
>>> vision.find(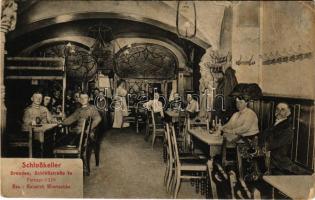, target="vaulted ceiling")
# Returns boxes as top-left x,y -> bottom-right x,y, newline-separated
9,1 -> 226,48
